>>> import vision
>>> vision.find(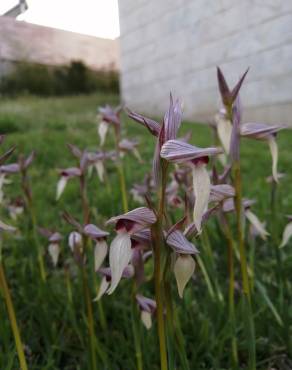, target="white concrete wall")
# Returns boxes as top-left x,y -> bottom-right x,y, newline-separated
118,0 -> 292,124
